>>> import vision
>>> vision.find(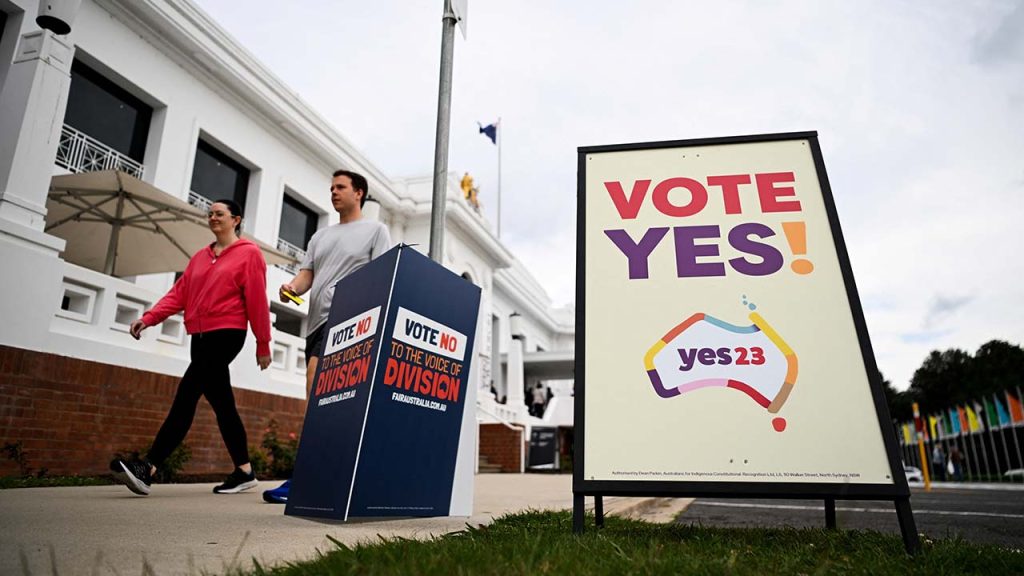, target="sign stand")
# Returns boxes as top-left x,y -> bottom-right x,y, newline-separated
286,244 -> 481,520
573,132 -> 919,553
